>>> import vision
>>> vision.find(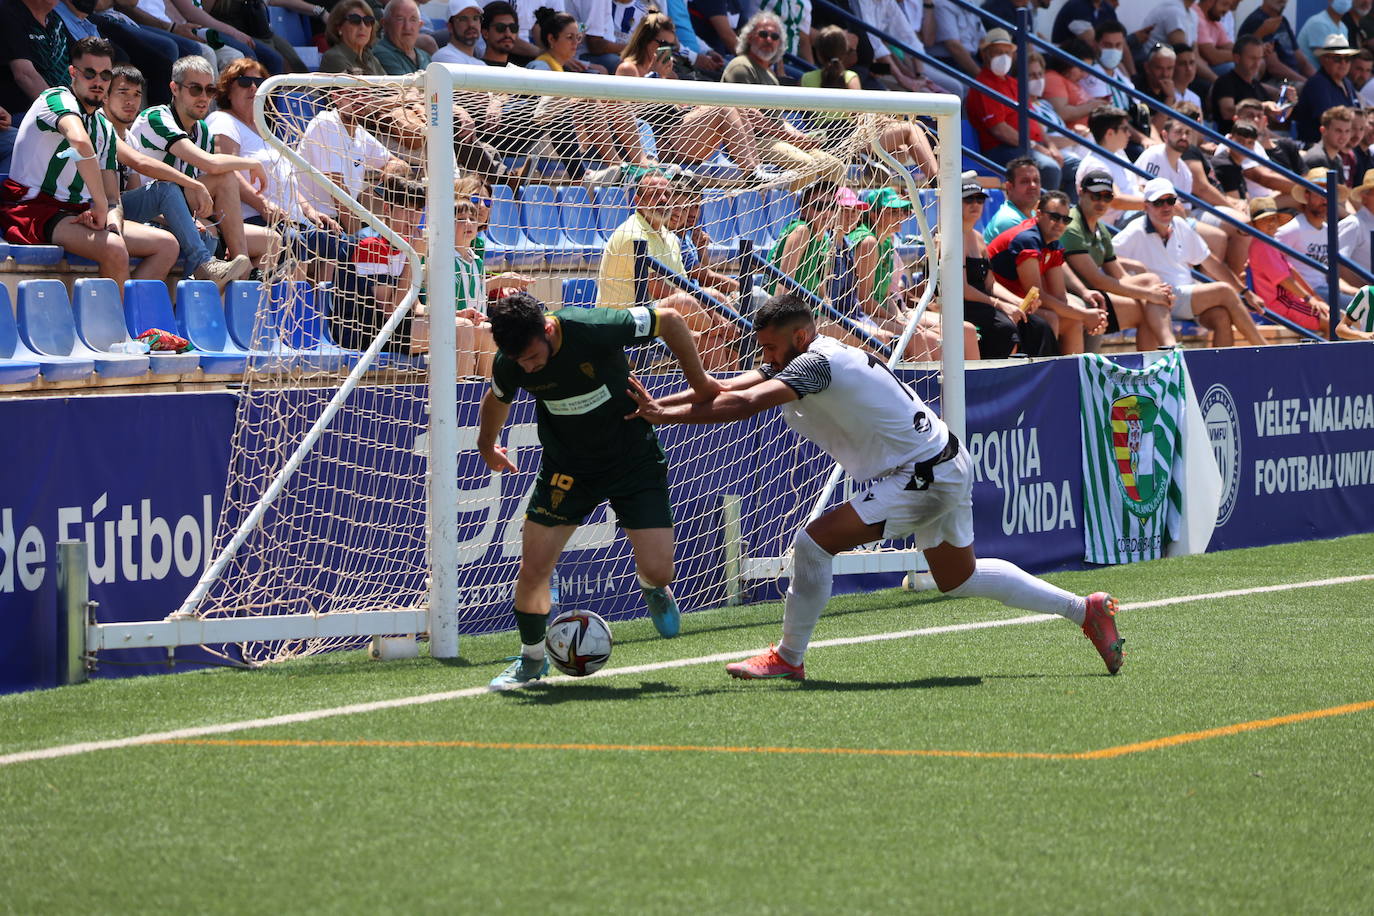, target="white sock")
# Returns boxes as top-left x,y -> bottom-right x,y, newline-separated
777,530 -> 835,666
521,642 -> 545,660
944,558 -> 1086,625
